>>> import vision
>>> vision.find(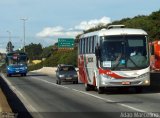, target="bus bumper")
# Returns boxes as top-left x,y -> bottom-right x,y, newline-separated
99,73 -> 150,87
7,69 -> 27,75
